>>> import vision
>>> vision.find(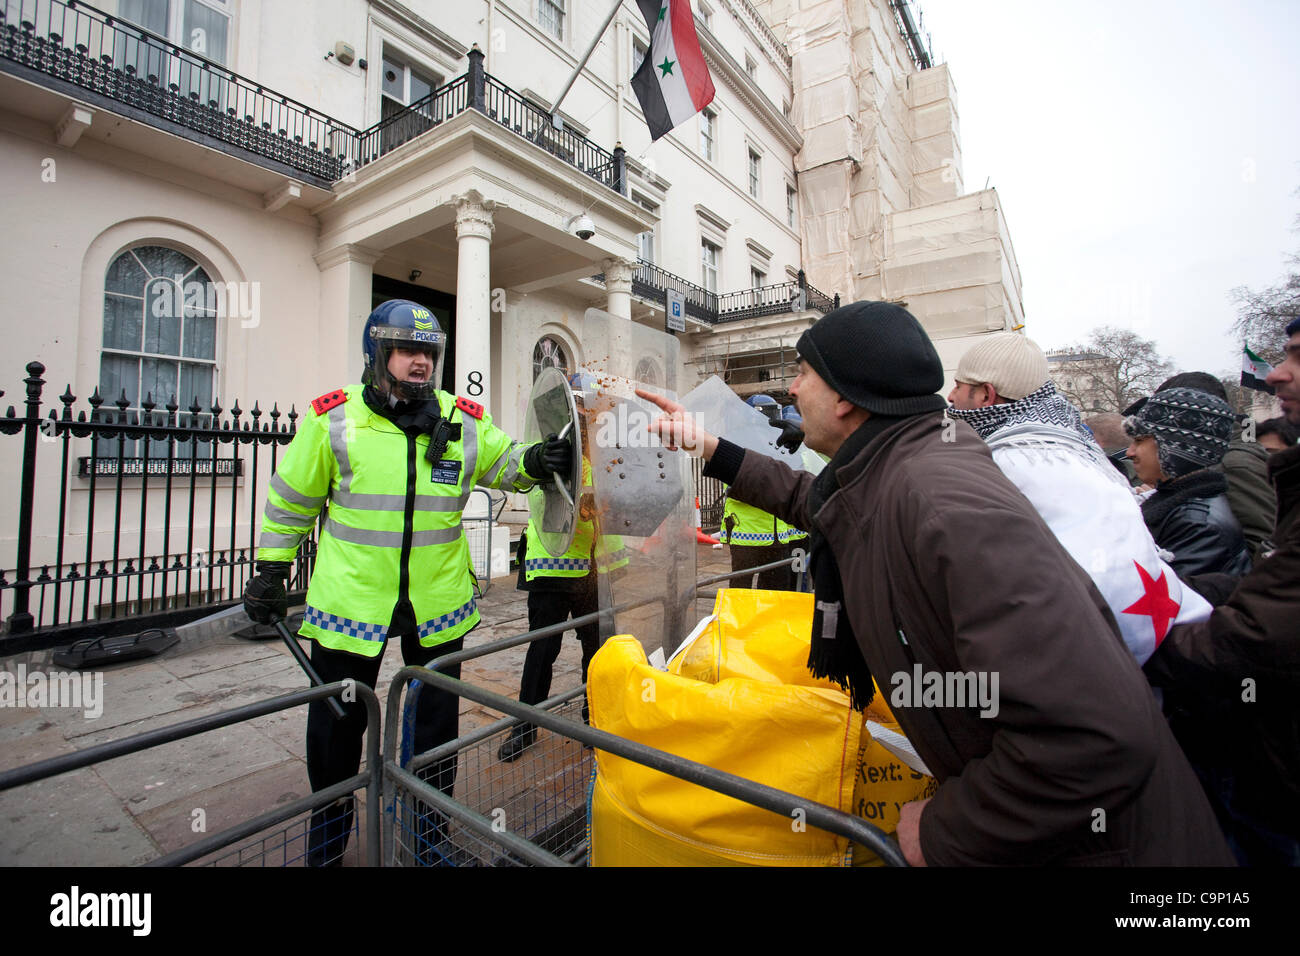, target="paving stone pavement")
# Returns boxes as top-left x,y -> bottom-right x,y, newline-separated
0,543 -> 734,866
